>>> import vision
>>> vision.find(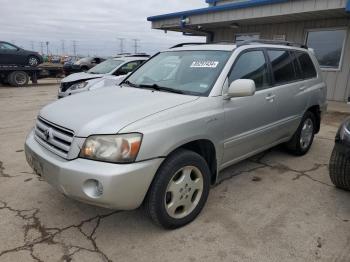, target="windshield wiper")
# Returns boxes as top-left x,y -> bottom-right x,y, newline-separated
138,84 -> 184,94
121,80 -> 139,88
